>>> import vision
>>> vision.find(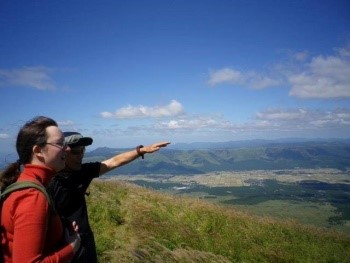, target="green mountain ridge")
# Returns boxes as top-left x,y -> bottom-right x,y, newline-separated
83,141 -> 350,175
